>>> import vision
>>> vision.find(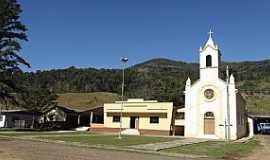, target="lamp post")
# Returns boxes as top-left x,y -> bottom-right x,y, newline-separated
118,57 -> 128,139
